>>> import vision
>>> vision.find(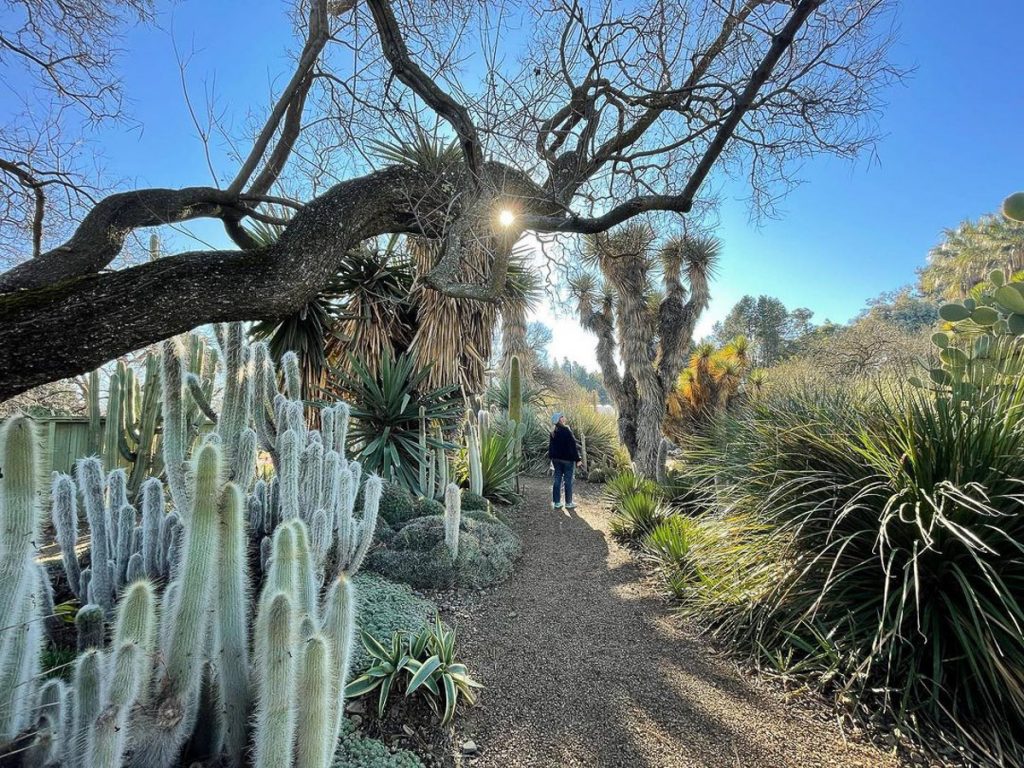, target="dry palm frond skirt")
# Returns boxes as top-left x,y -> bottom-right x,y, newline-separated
407,236 -> 497,395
